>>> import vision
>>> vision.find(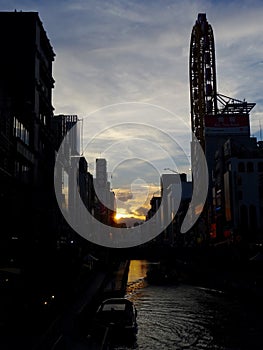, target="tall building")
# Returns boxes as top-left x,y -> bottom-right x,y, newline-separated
160,173 -> 192,245
146,196 -> 162,245
94,158 -> 116,225
0,11 -> 56,264
95,158 -> 108,189
213,137 -> 263,242
189,13 -> 256,241
160,173 -> 183,243
52,114 -> 80,212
